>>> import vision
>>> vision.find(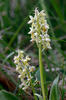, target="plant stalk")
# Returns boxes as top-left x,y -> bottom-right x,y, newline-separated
39,45 -> 46,100
26,68 -> 37,100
